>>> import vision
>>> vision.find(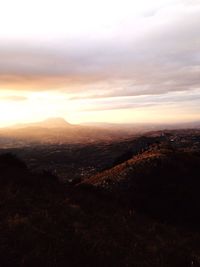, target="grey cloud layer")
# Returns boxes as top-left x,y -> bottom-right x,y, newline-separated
0,95 -> 27,101
78,89 -> 200,111
0,1 -> 199,100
